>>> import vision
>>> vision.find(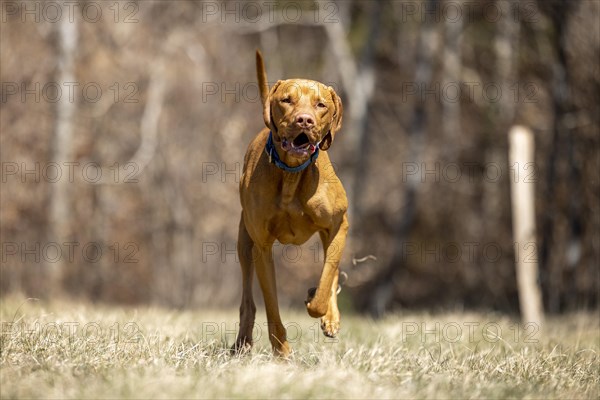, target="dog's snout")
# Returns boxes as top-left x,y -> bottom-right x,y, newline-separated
295,114 -> 315,128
